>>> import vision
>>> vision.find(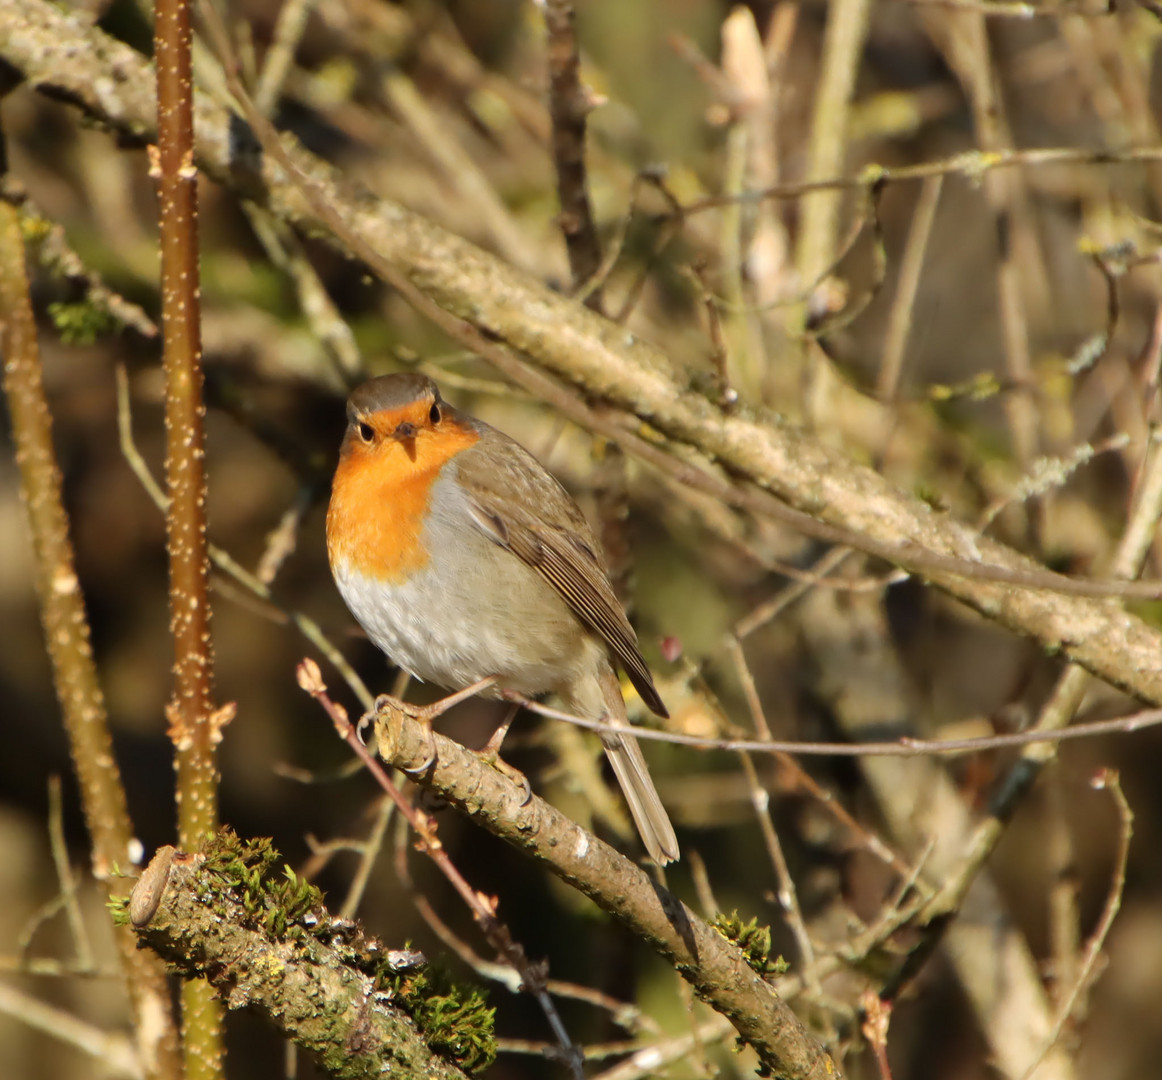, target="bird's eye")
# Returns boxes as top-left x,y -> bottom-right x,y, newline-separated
357,421 -> 374,443
429,402 -> 441,424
